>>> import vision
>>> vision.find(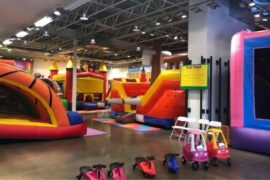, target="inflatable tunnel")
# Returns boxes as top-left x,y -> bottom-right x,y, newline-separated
136,70 -> 186,128
0,63 -> 86,139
